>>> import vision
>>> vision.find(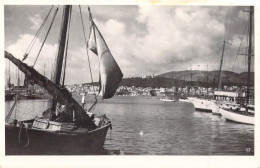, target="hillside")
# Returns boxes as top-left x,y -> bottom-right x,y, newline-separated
156,70 -> 254,86
83,70 -> 254,88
